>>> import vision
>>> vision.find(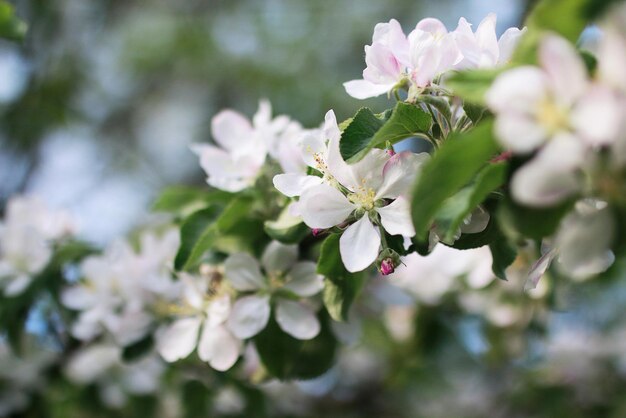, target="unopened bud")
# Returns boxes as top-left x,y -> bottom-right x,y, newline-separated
386,148 -> 396,156
380,258 -> 395,275
311,228 -> 323,236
